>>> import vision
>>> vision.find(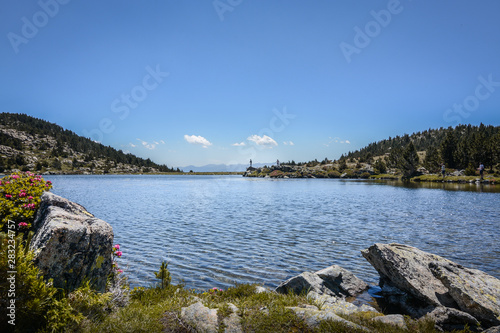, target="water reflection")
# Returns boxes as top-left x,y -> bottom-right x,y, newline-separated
351,179 -> 499,193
